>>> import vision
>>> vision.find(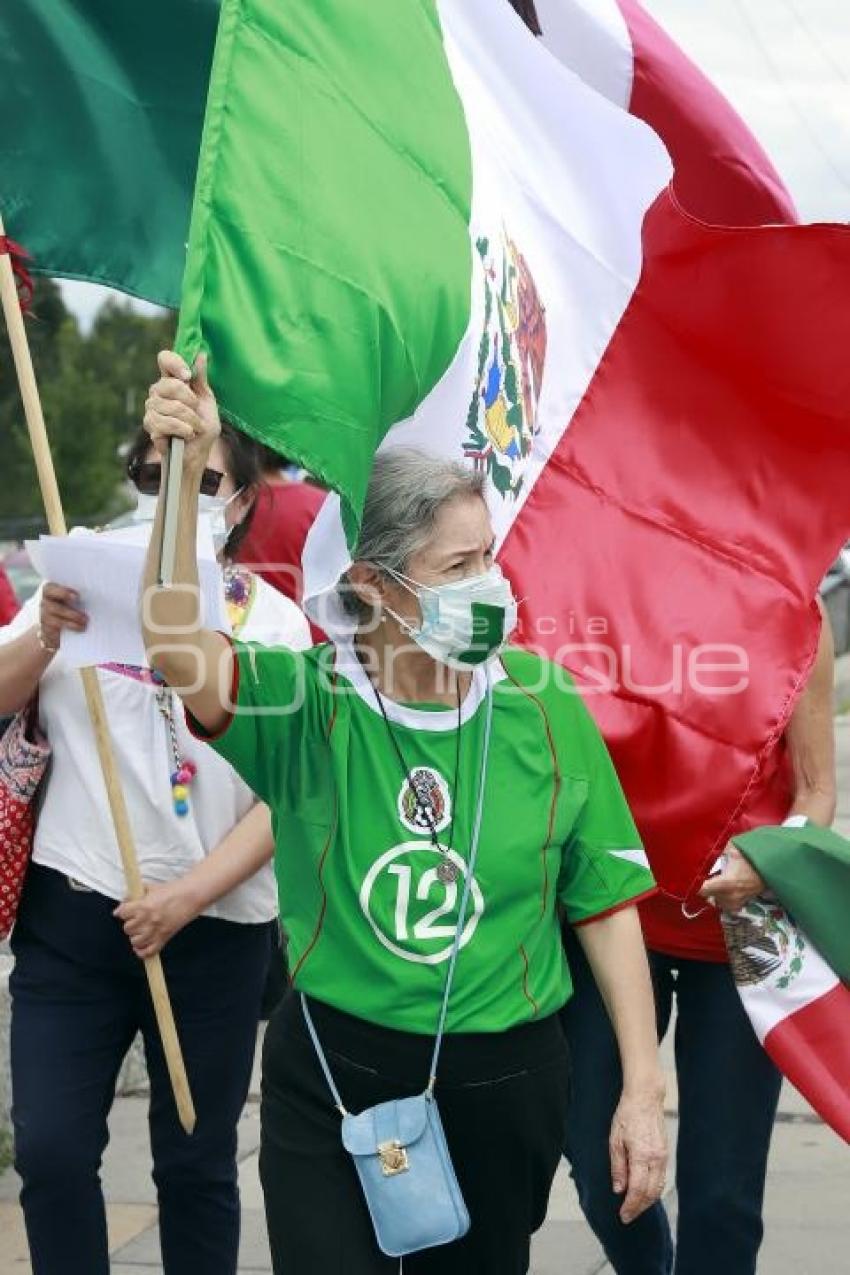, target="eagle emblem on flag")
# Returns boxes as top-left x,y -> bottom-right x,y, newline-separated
722,900 -> 806,990
464,230 -> 547,497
